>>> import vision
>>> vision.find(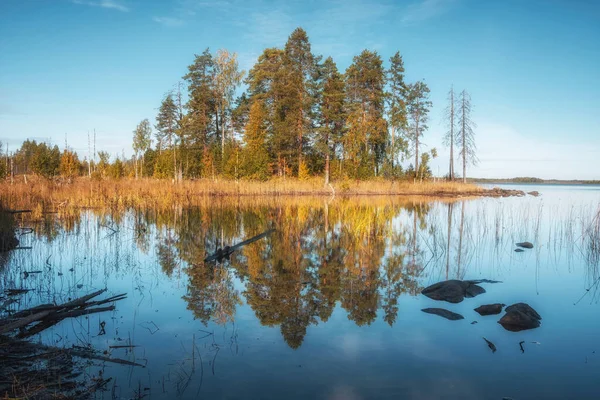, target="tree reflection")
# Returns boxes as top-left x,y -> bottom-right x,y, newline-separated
167,198 -> 431,347
13,197 -> 439,348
